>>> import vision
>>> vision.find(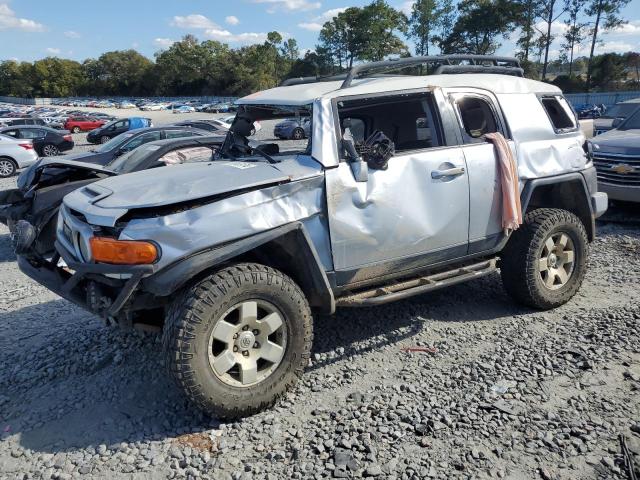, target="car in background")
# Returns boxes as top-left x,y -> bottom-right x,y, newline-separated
0,134 -> 38,177
140,103 -> 166,111
117,101 -> 136,109
205,103 -> 236,113
575,104 -> 604,119
0,135 -> 225,259
173,105 -> 196,114
63,117 -> 106,133
86,117 -> 153,144
589,108 -> 640,203
0,118 -> 47,128
274,117 -> 311,140
47,126 -> 210,166
593,98 -> 640,136
0,126 -> 74,157
171,119 -> 232,134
